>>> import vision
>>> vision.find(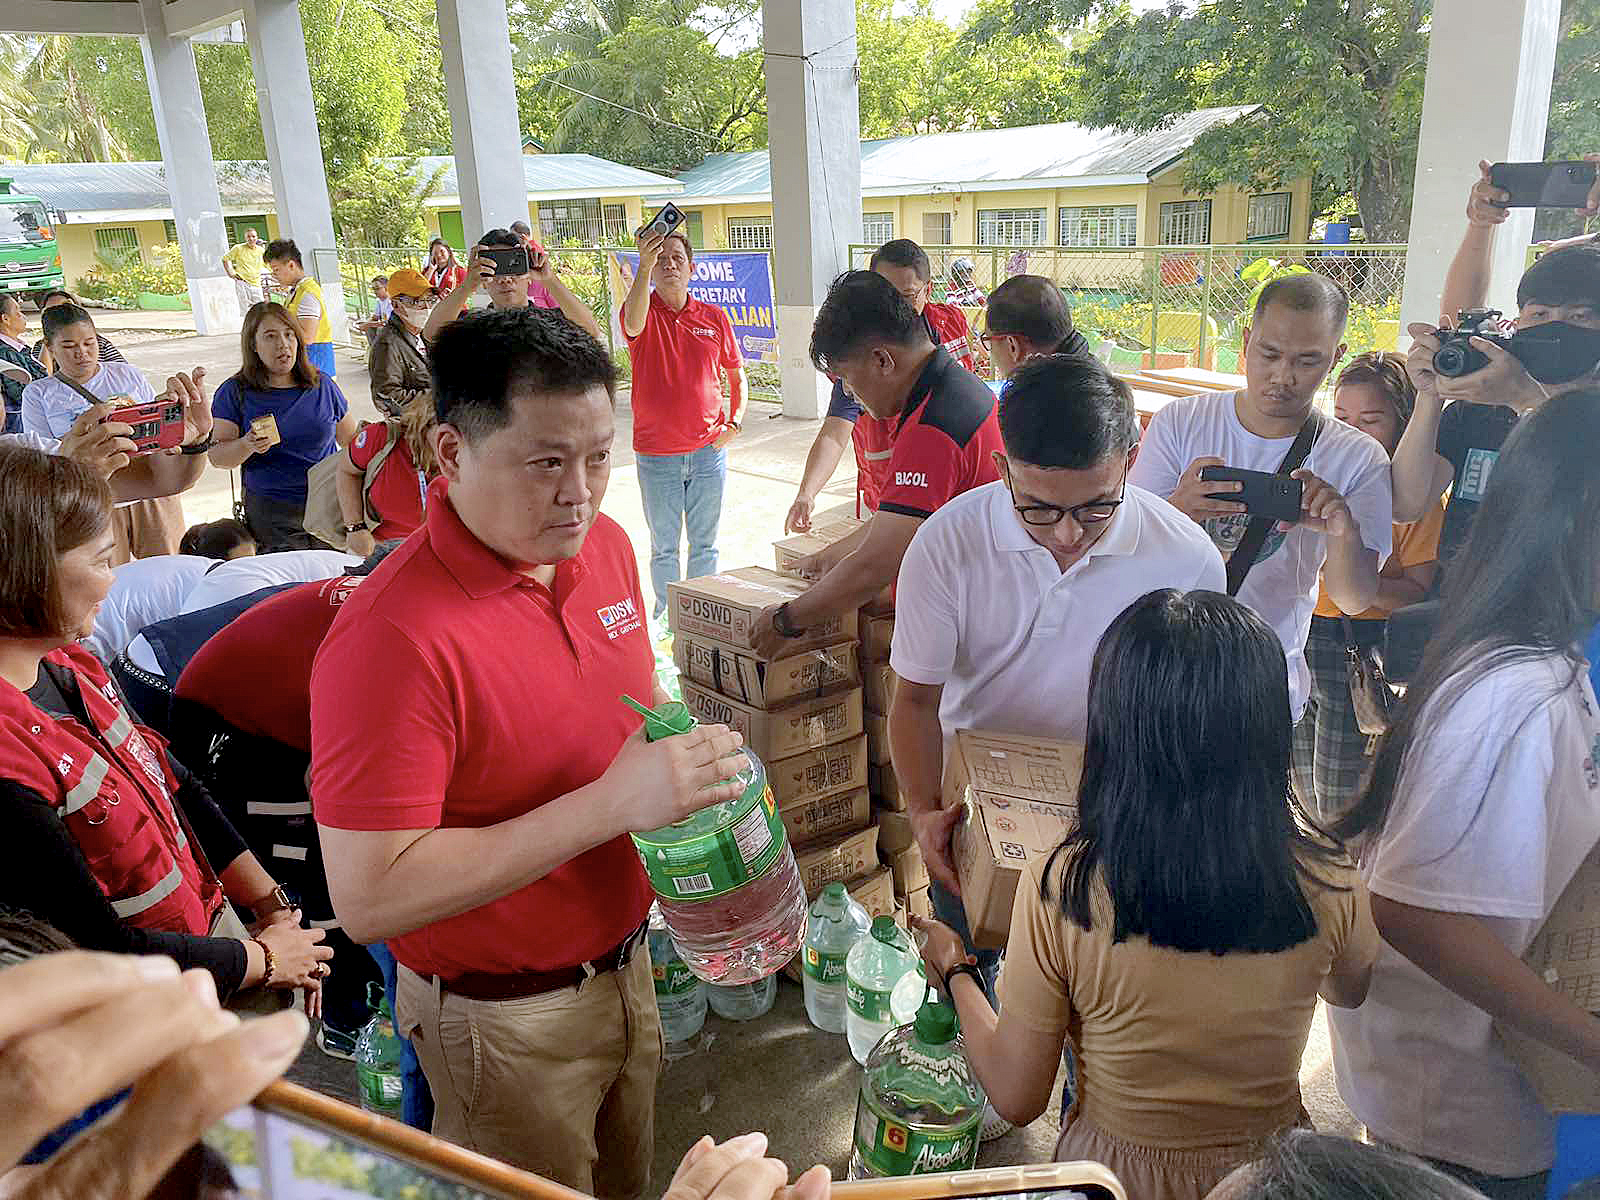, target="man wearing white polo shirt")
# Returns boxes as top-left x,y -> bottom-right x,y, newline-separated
890,355 -> 1224,1003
